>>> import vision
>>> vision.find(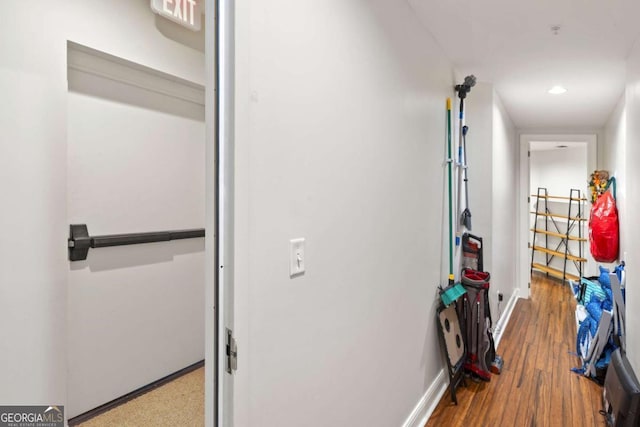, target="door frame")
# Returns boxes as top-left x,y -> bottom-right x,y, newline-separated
518,133 -> 597,298
205,0 -> 235,426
